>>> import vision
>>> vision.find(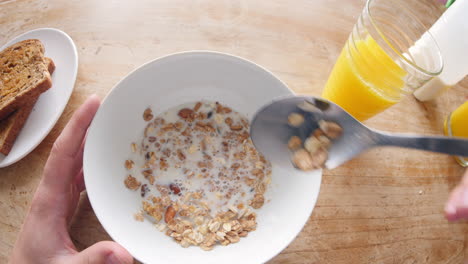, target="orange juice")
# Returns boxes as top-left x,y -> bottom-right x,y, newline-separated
444,100 -> 468,167
323,36 -> 407,121
445,101 -> 468,138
